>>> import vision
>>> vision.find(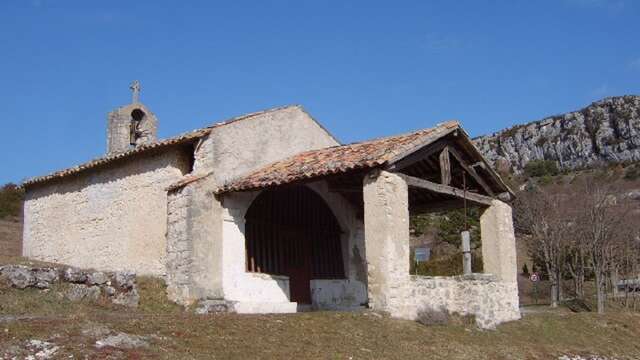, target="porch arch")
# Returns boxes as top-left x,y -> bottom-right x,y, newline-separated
244,186 -> 345,303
